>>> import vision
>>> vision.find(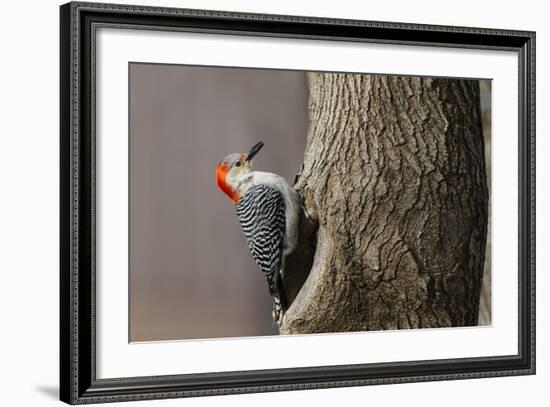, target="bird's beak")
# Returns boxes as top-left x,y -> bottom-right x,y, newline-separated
245,141 -> 264,162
